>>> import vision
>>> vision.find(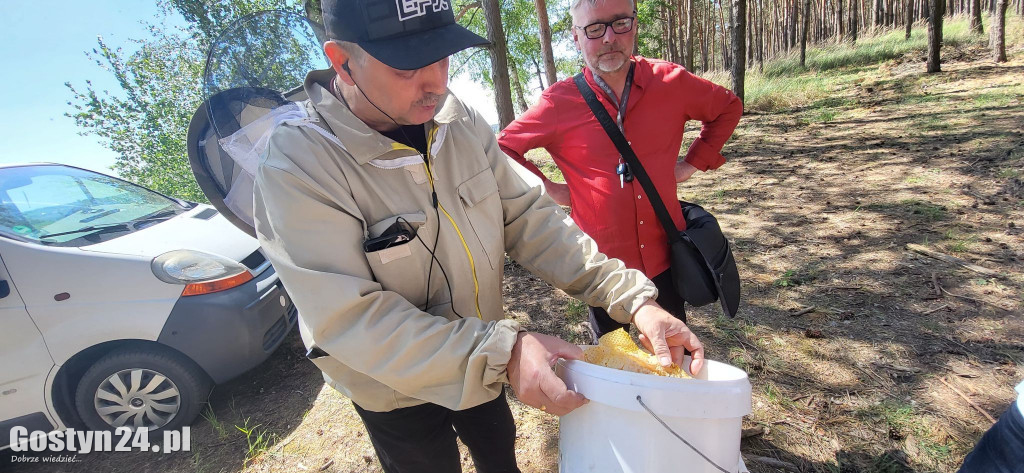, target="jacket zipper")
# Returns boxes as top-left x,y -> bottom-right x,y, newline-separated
421,127 -> 484,319
299,110 -> 484,319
